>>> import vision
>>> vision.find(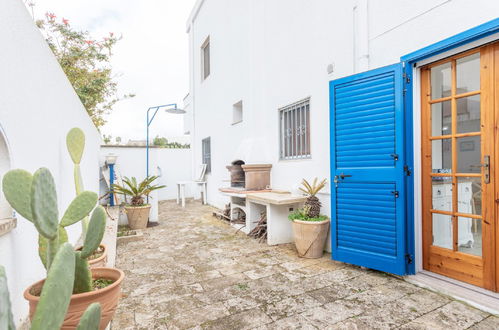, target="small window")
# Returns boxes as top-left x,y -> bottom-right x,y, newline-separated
202,137 -> 211,173
232,100 -> 243,124
279,98 -> 311,160
201,37 -> 210,80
